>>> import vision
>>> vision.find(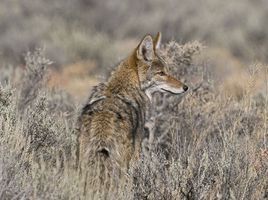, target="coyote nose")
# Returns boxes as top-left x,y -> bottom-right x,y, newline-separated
183,85 -> 188,91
